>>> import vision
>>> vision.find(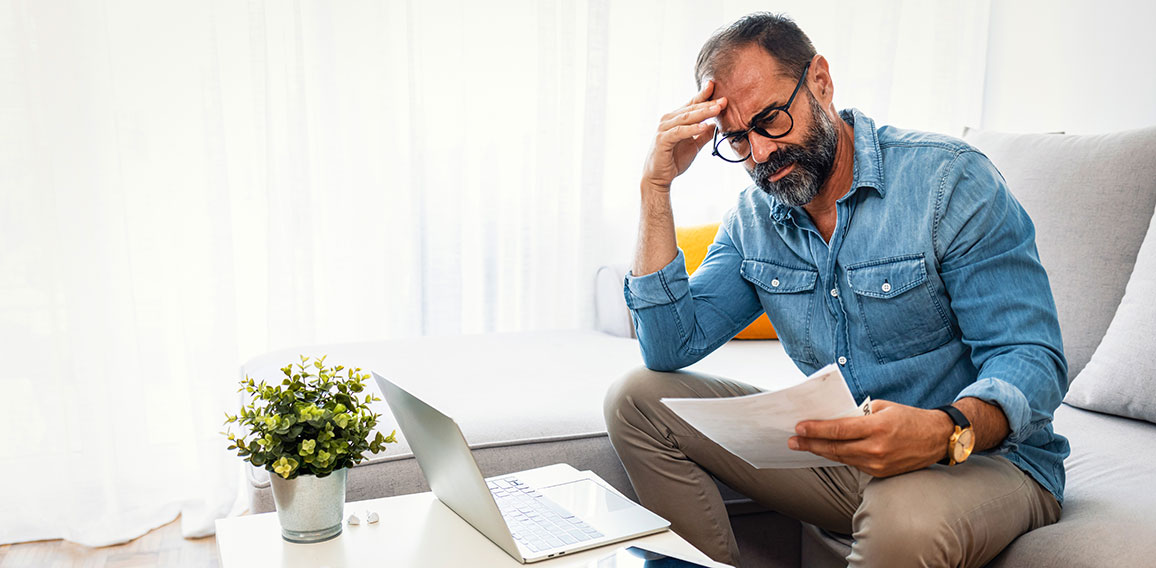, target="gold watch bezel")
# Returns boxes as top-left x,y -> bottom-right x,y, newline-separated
948,425 -> 975,465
